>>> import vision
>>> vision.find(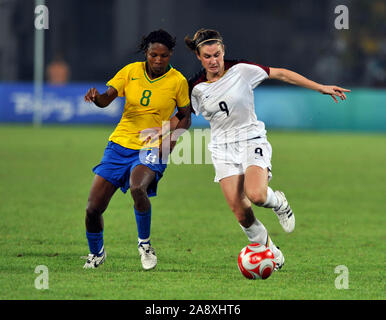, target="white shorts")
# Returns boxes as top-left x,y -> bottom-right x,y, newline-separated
209,137 -> 273,183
